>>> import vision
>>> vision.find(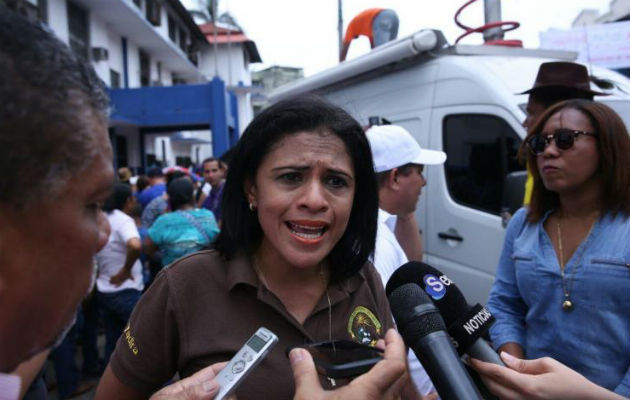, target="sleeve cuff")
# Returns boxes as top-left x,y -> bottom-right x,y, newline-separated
614,379 -> 630,397
489,332 -> 524,351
